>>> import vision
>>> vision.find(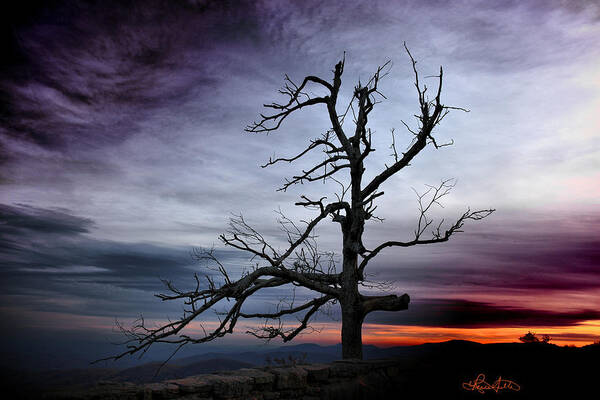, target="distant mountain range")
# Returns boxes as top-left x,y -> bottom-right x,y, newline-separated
0,341 -> 443,393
